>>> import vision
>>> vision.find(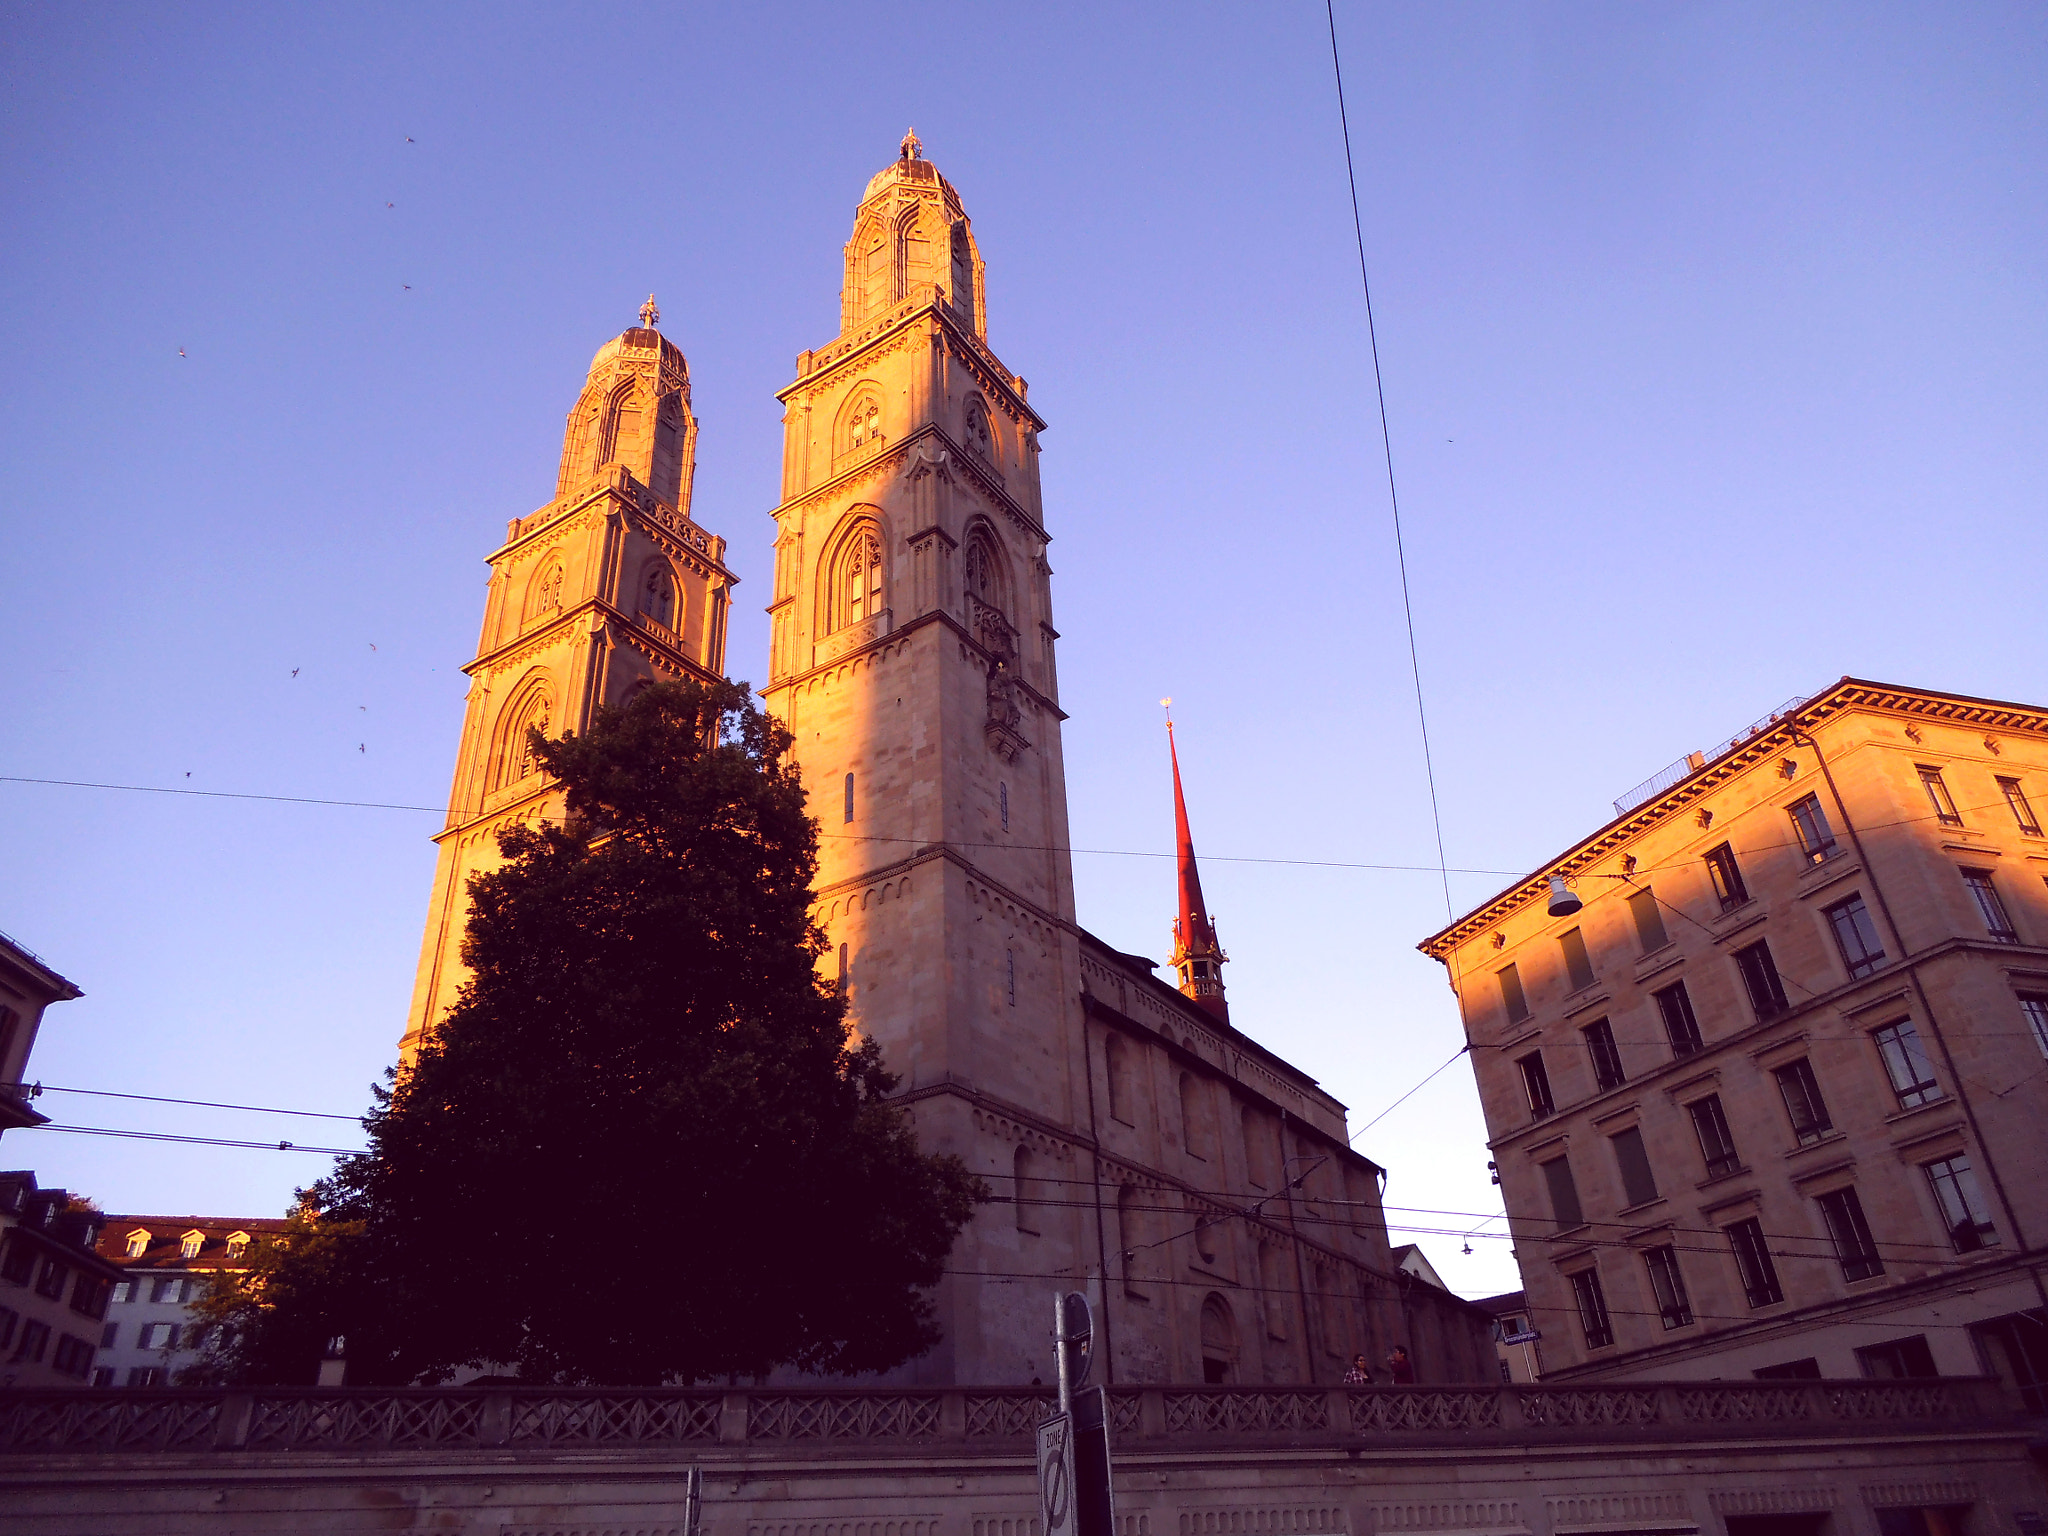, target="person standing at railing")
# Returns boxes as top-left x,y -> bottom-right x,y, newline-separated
1385,1346 -> 1414,1385
1342,1355 -> 1375,1385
